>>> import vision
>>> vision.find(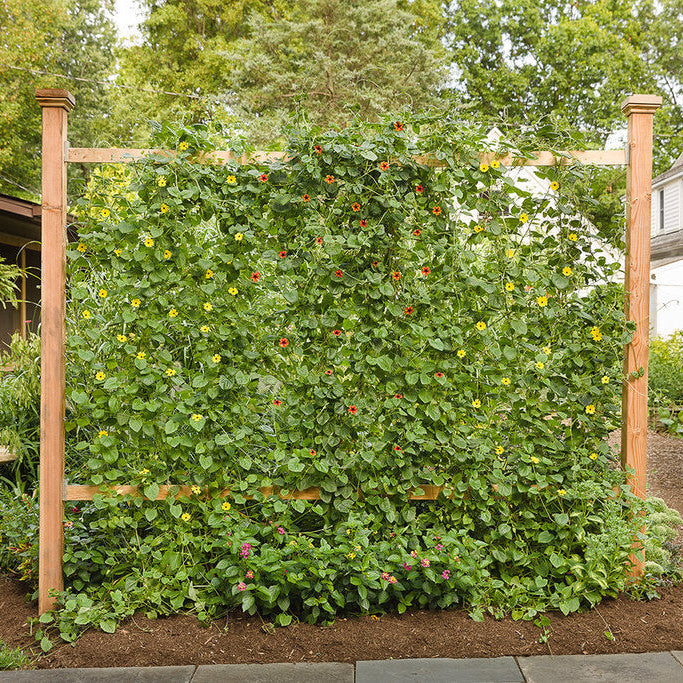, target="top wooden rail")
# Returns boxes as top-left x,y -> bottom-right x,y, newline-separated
67,147 -> 627,167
